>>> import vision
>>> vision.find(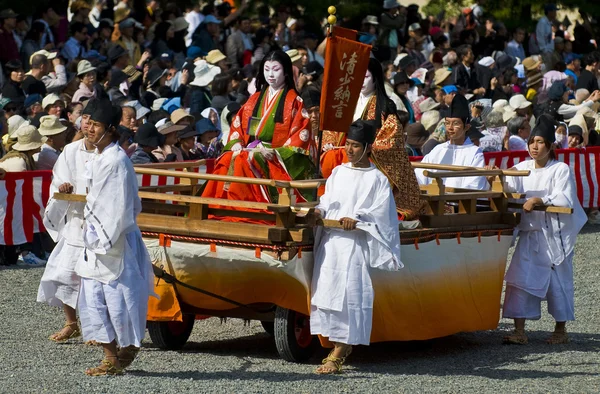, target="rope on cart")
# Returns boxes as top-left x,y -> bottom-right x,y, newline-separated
152,265 -> 276,315
141,231 -> 315,252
